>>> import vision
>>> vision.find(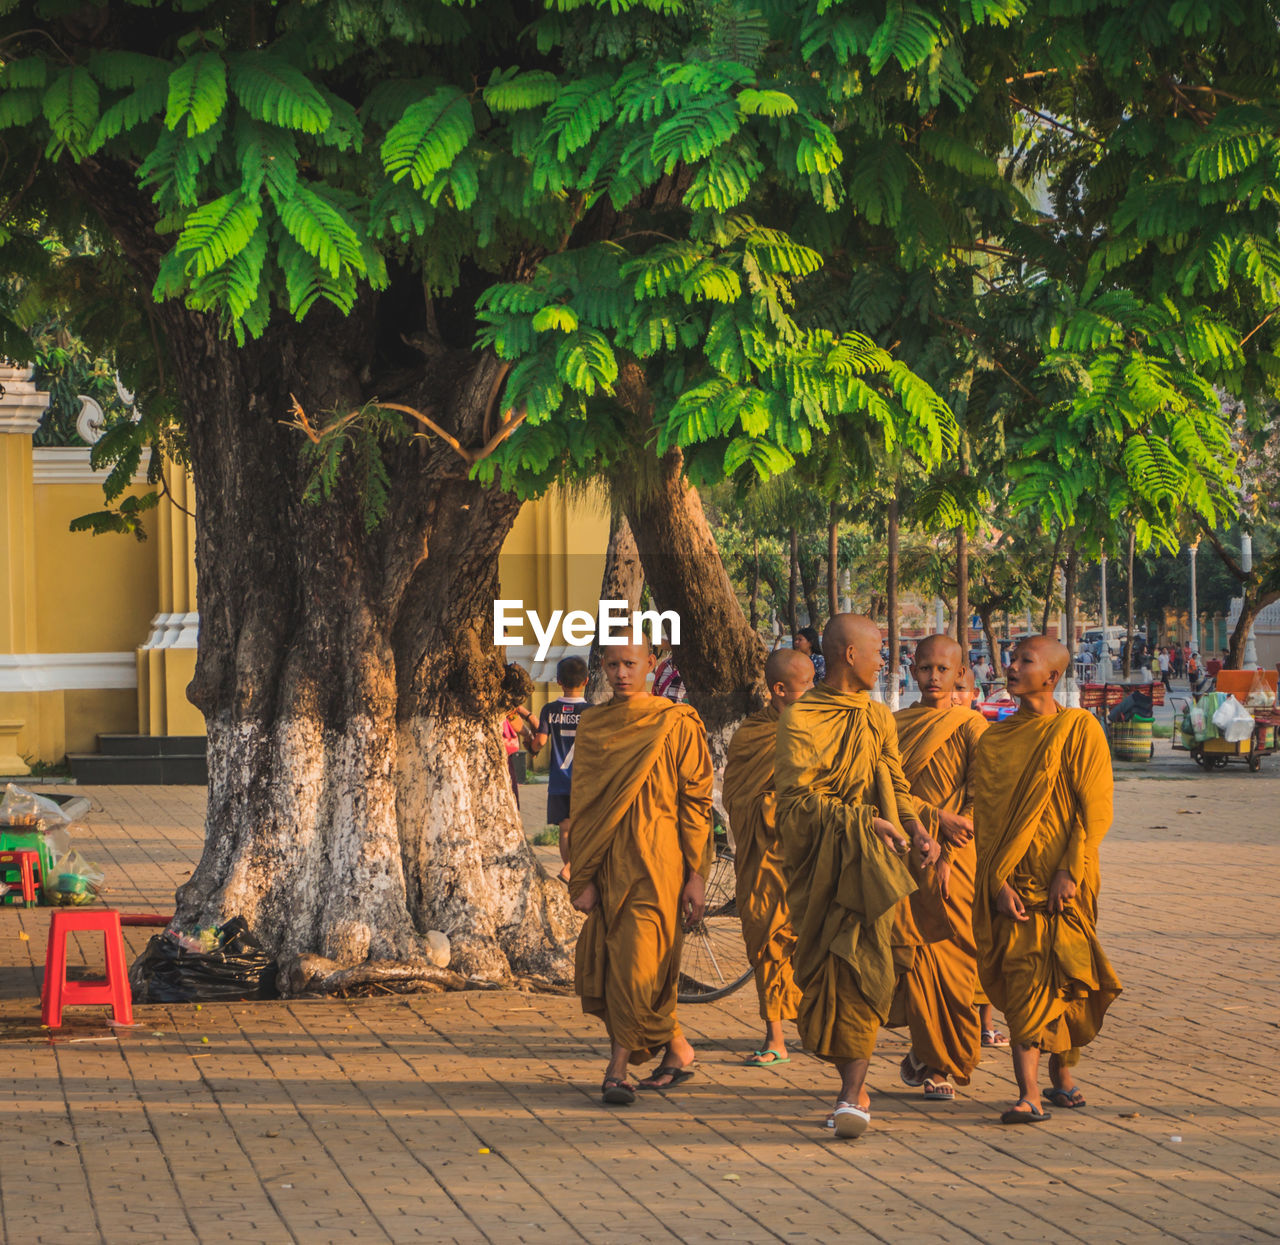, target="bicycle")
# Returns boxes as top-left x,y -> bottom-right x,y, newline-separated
676,835 -> 754,1003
